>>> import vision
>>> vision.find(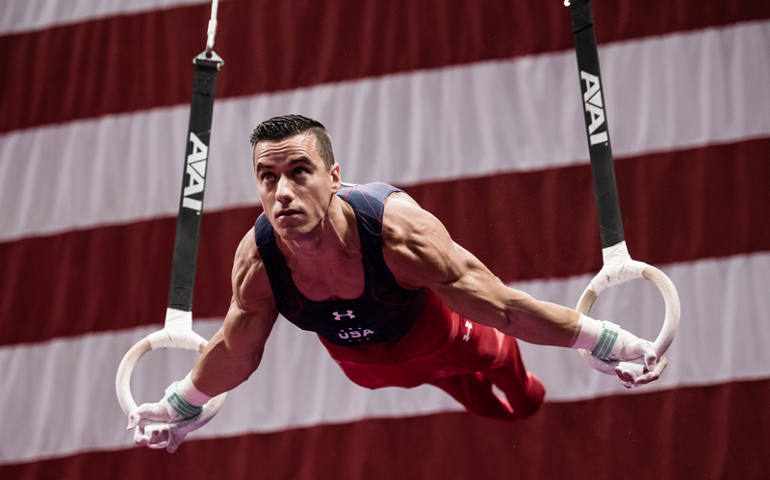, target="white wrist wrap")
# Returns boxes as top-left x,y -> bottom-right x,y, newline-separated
572,314 -> 604,351
178,372 -> 211,407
